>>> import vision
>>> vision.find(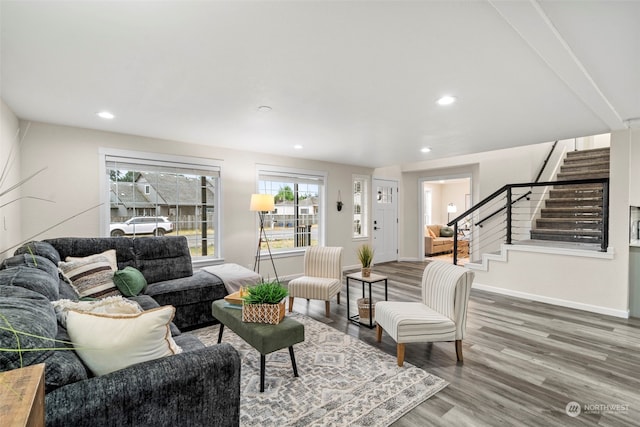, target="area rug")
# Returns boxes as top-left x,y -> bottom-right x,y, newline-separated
189,312 -> 447,426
